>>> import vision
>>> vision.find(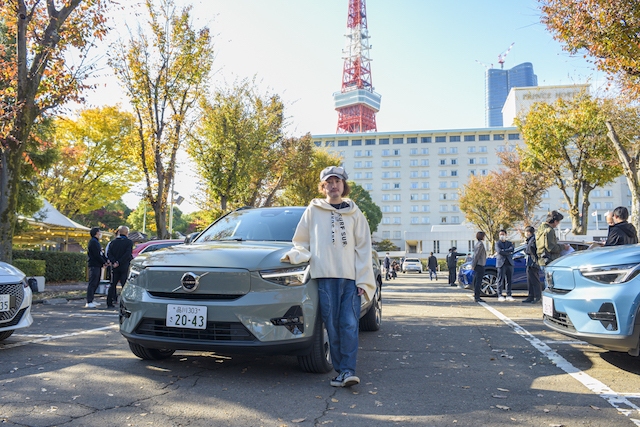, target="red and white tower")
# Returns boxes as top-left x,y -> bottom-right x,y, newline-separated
333,0 -> 381,133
